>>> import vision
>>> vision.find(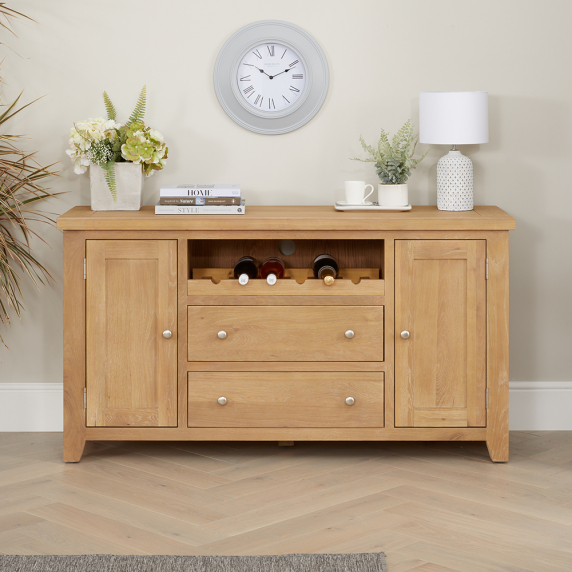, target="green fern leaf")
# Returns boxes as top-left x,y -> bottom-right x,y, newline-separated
103,91 -> 117,121
126,85 -> 146,126
103,163 -> 117,202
